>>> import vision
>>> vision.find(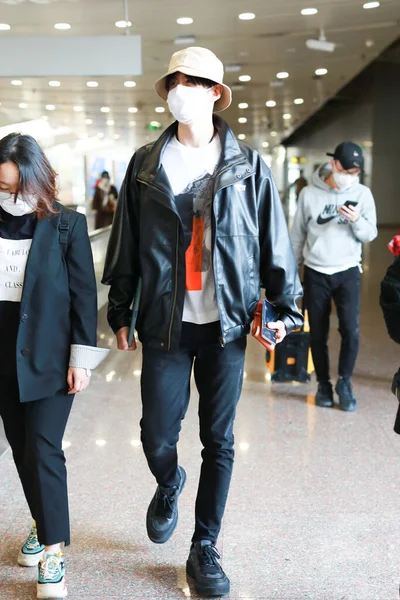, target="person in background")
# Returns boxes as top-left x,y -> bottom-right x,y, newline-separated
102,46 -> 302,597
0,133 -> 108,599
381,255 -> 400,434
92,170 -> 118,229
291,142 -> 377,411
293,169 -> 308,202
